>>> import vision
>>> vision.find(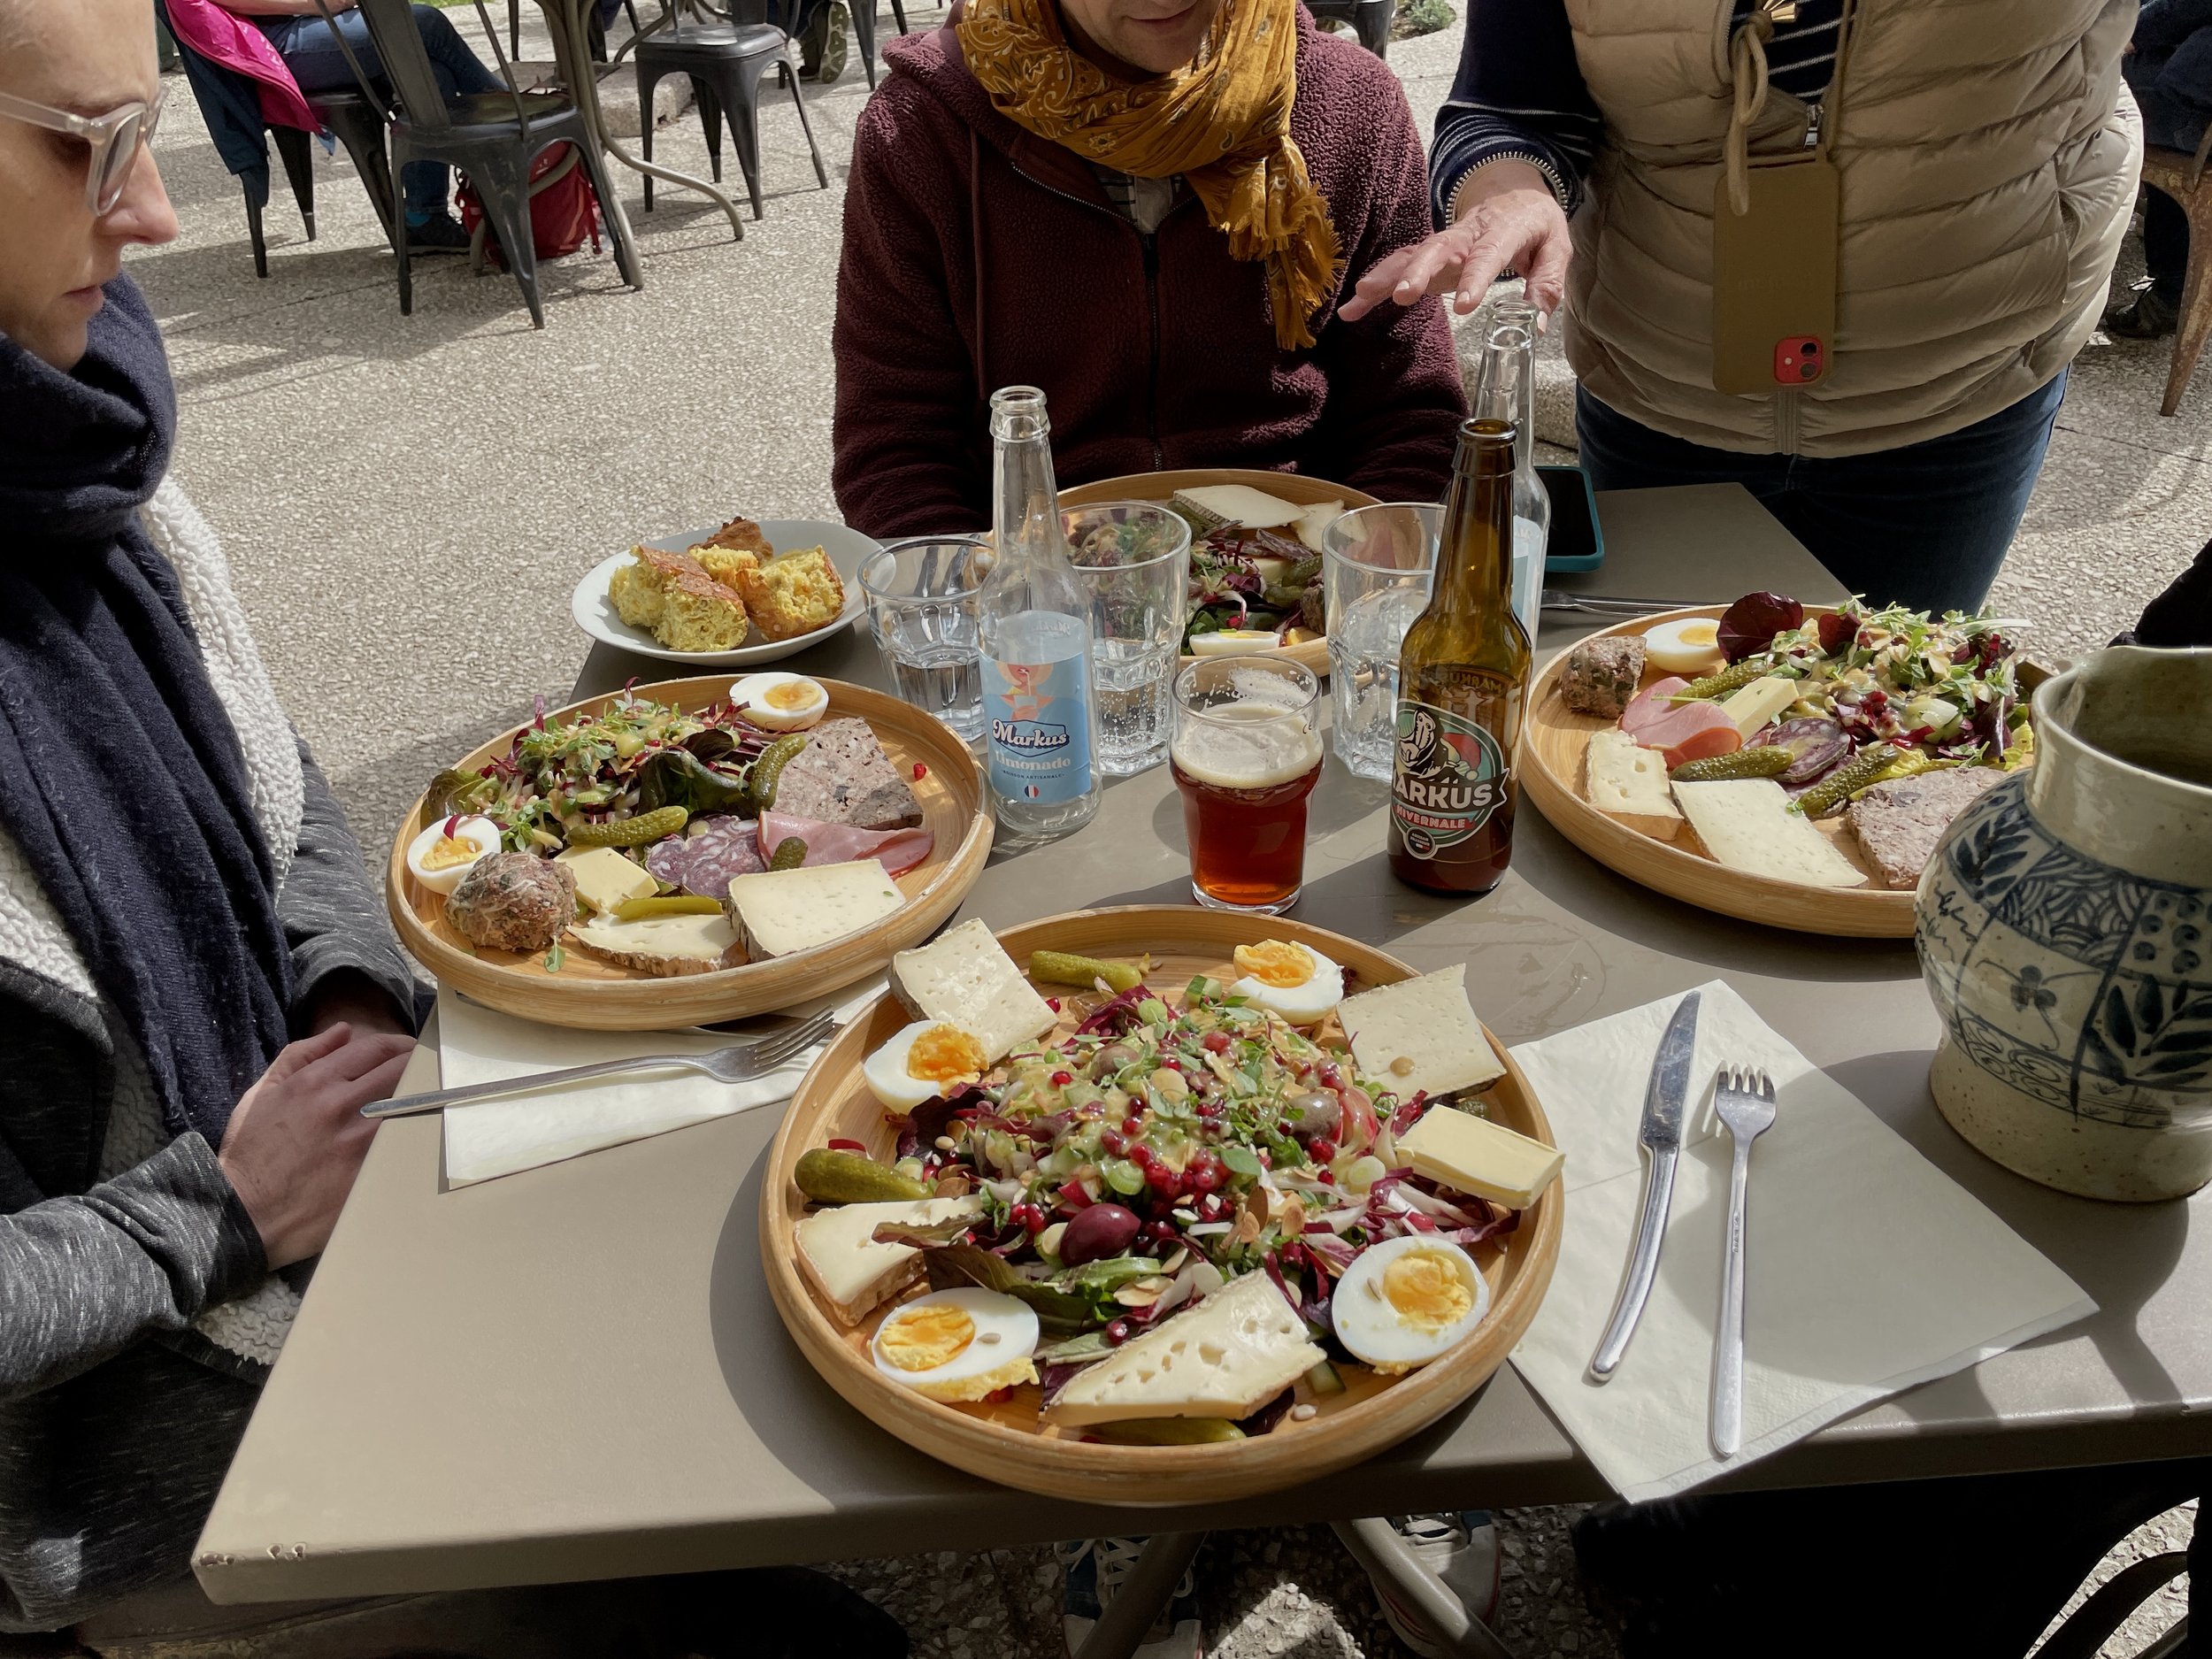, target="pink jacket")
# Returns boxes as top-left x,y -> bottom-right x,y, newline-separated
165,0 -> 319,131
